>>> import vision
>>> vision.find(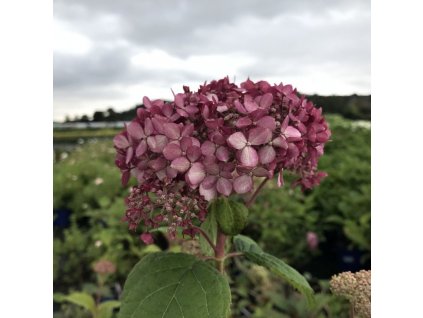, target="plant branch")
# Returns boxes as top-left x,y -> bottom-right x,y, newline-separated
215,230 -> 226,273
246,178 -> 269,208
192,226 -> 217,253
224,252 -> 244,260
